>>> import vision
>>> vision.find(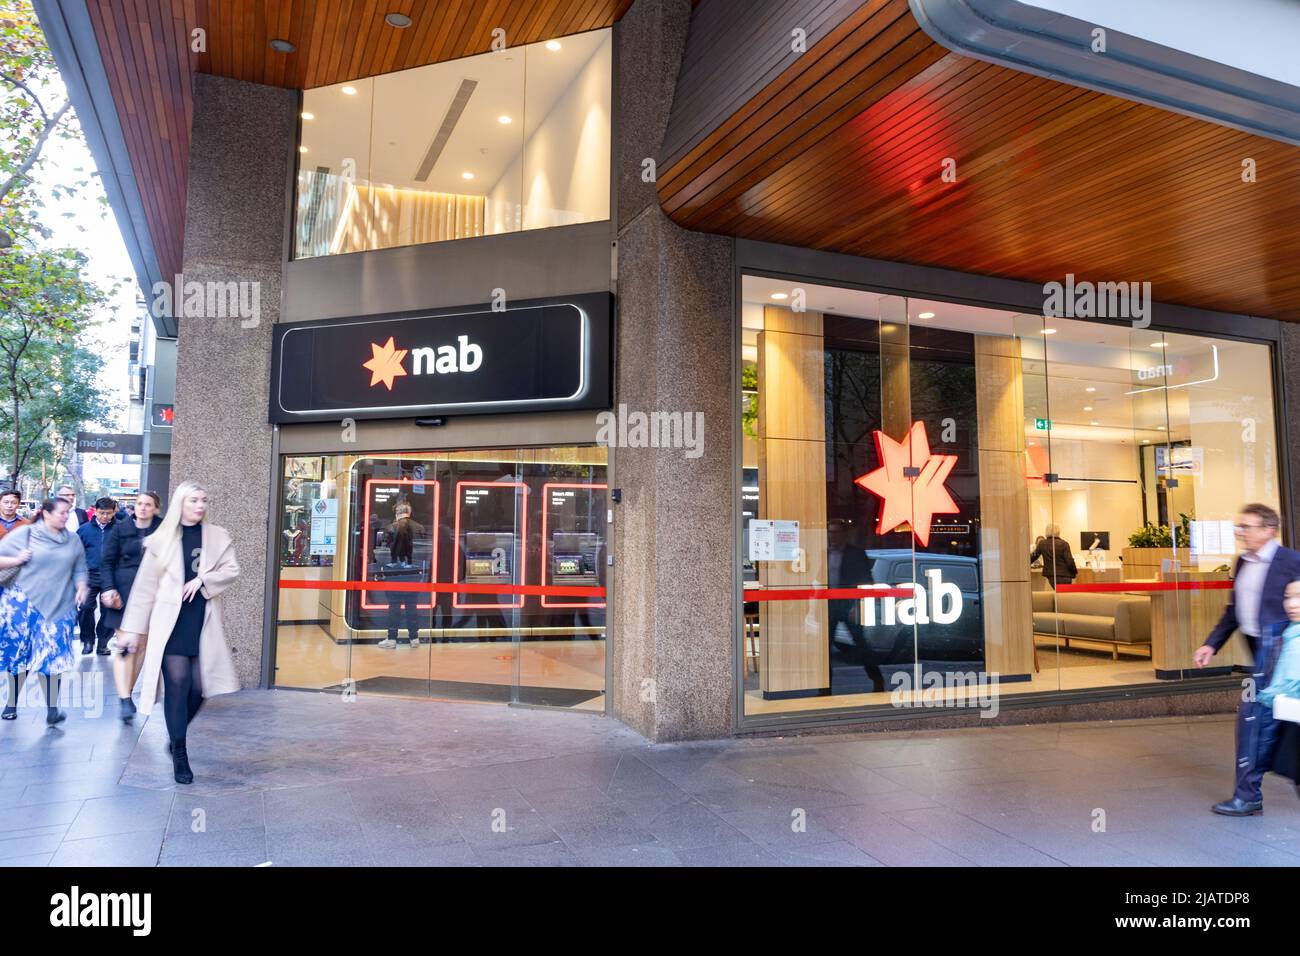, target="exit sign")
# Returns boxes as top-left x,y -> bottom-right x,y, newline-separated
1035,418 -> 1052,431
